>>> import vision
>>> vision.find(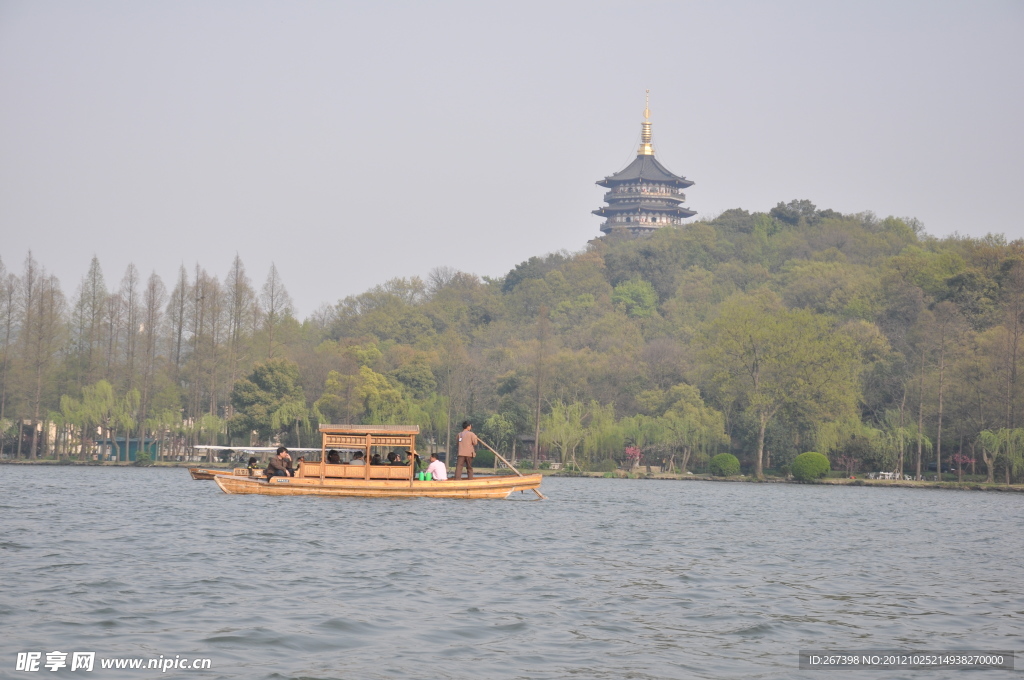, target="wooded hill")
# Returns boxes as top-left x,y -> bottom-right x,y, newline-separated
2,199 -> 1023,482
